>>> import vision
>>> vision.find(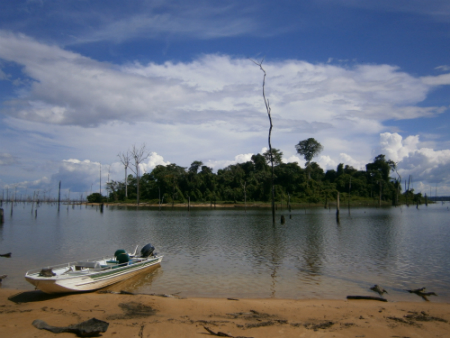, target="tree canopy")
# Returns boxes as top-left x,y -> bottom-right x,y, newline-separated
98,151 -> 424,206
295,138 -> 323,167
263,148 -> 283,166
